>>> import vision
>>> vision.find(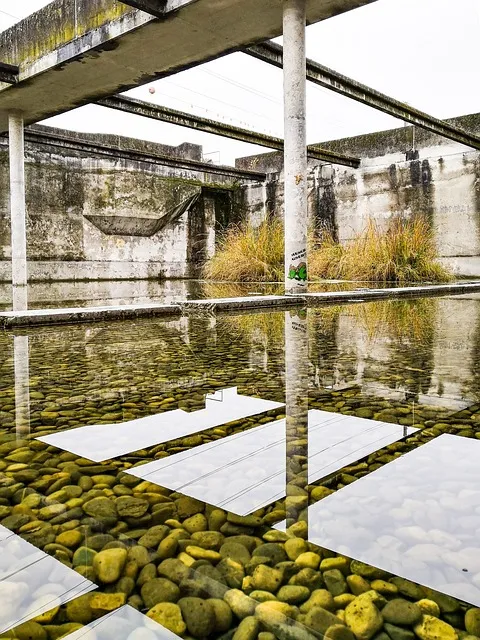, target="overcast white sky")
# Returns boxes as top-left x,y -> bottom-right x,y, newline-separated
0,0 -> 479,165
